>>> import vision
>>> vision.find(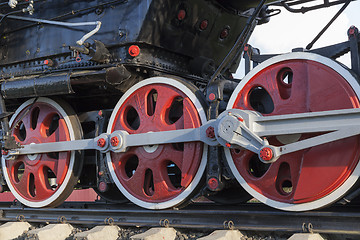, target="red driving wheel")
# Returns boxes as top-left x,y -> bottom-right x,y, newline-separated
226,53 -> 360,211
107,77 -> 207,209
2,98 -> 82,207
